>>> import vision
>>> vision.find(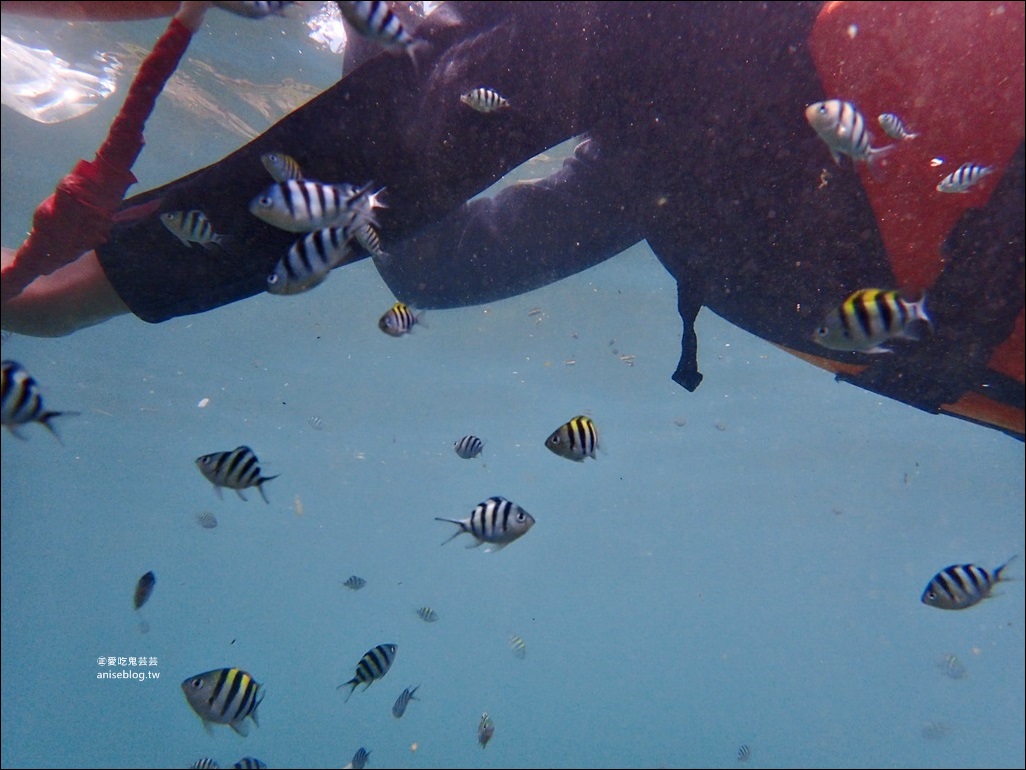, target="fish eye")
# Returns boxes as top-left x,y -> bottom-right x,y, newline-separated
267,274 -> 280,285
818,104 -> 828,114
516,512 -> 526,522
190,677 -> 204,688
927,591 -> 936,600
258,196 -> 272,207
814,326 -> 827,337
